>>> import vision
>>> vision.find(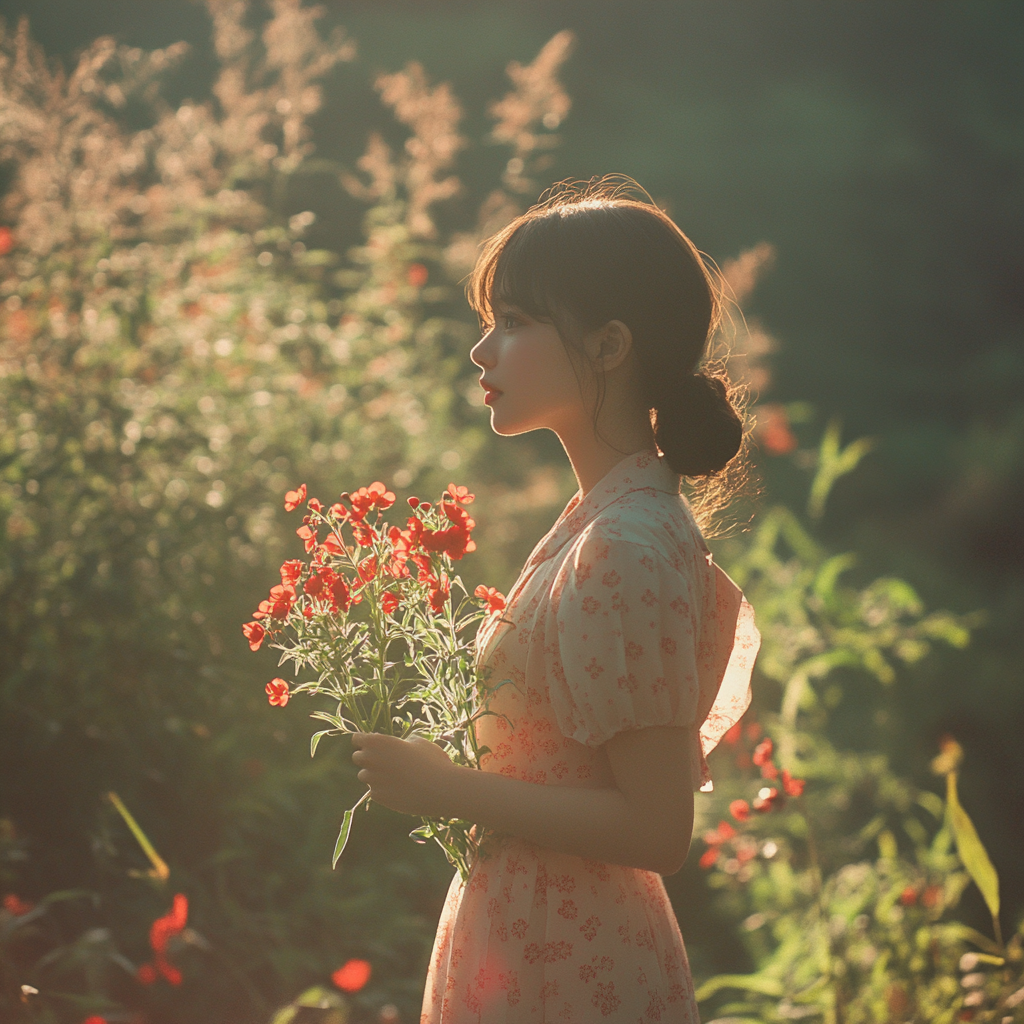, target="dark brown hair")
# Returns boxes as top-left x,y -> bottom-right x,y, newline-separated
469,177 -> 750,529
